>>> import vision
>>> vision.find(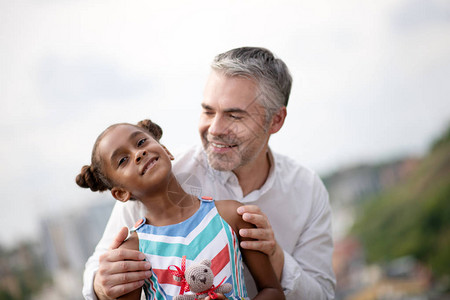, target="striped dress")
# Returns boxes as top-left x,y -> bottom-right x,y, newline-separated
130,197 -> 249,300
